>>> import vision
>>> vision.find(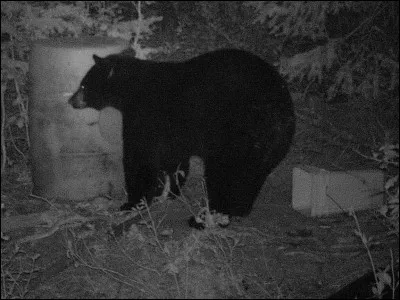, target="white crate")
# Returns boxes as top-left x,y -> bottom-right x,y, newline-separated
292,166 -> 384,217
